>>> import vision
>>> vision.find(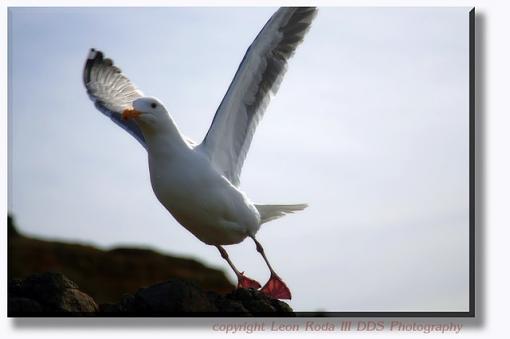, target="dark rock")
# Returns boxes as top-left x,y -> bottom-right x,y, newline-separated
9,272 -> 294,316
9,297 -> 43,313
54,289 -> 98,313
8,272 -> 98,315
207,291 -> 250,314
132,279 -> 218,313
100,294 -> 137,313
22,272 -> 79,298
8,278 -> 24,297
224,288 -> 295,315
101,280 -> 295,315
